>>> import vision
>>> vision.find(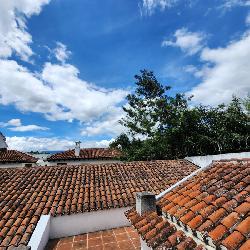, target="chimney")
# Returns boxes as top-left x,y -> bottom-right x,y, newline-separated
75,141 -> 81,157
136,192 -> 156,215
